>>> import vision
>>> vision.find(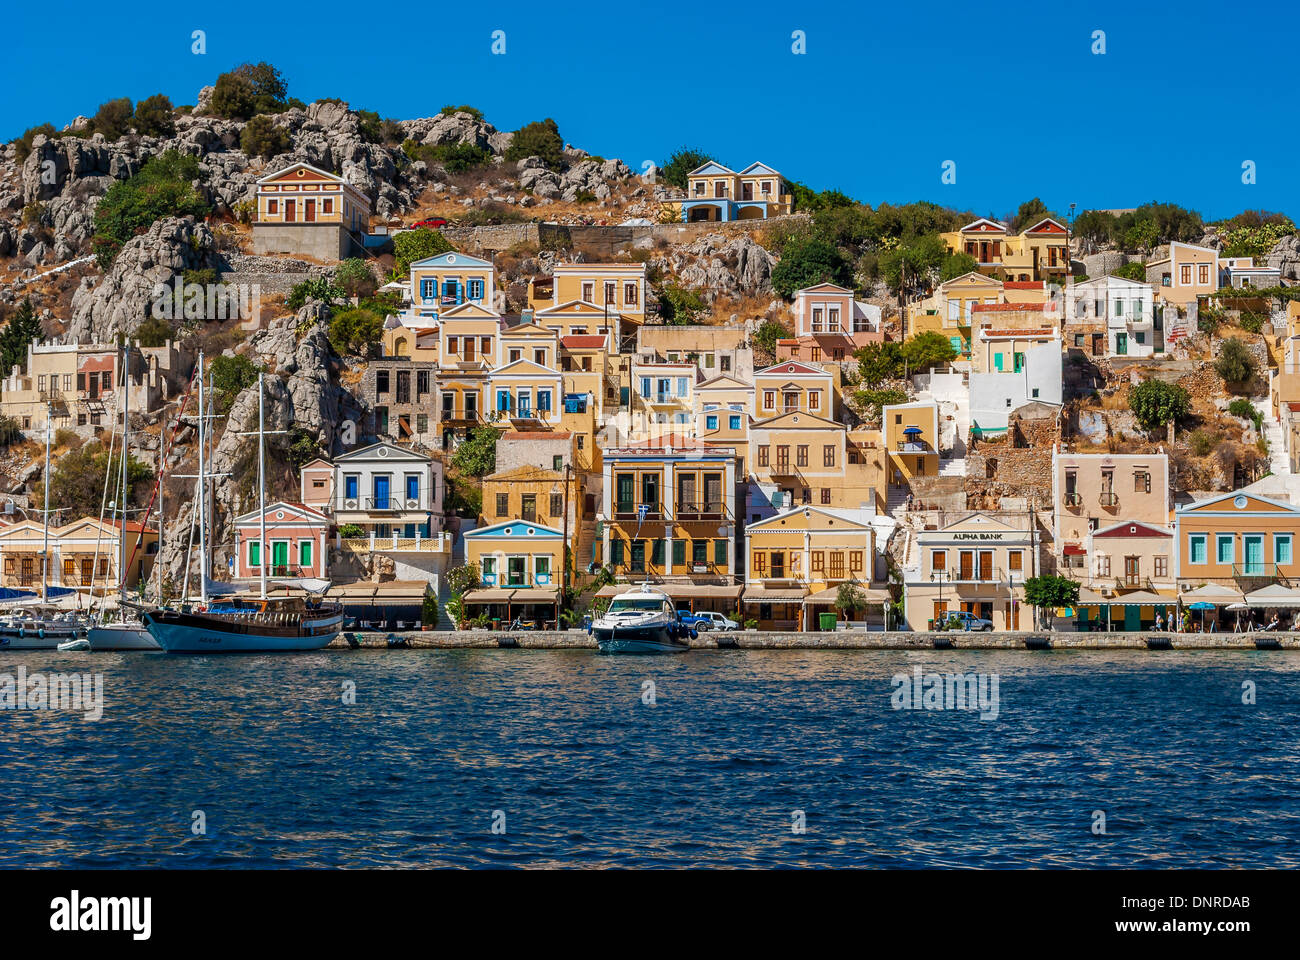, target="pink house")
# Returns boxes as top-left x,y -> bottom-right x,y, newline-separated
232,501 -> 331,581
776,283 -> 885,362
299,458 -> 334,511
